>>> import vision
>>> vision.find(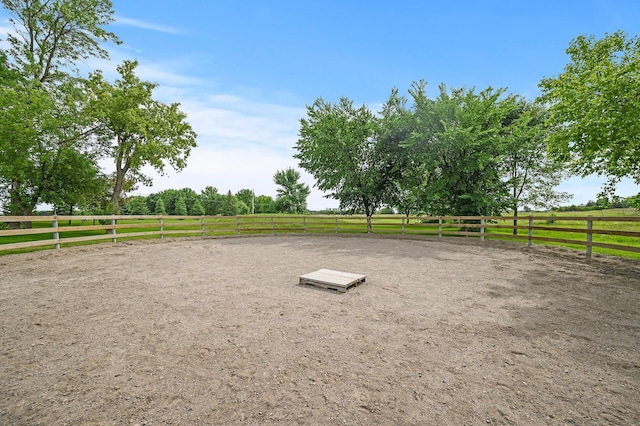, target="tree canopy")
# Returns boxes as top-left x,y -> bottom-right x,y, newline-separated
88,60 -> 198,213
273,168 -> 310,214
539,31 -> 640,194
